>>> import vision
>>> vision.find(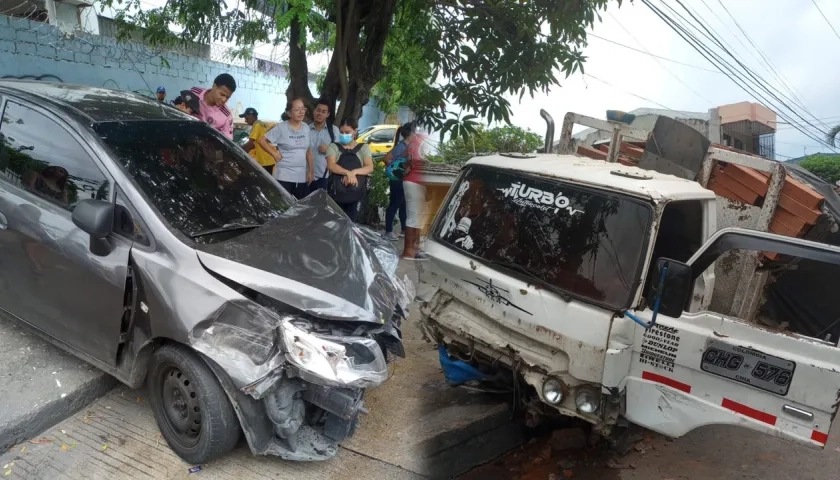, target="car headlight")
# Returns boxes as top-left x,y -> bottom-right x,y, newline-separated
279,320 -> 388,389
